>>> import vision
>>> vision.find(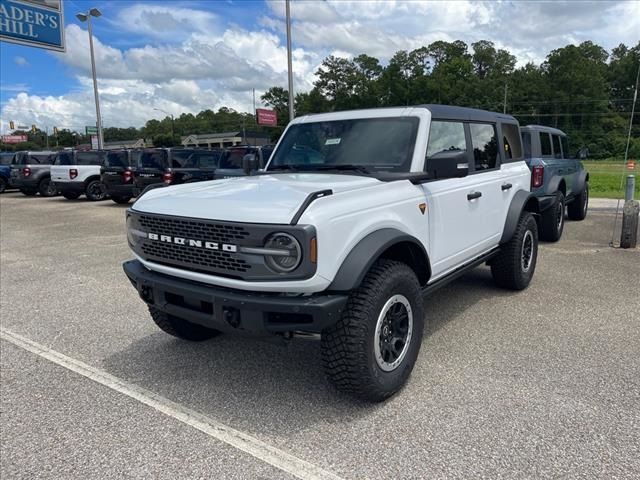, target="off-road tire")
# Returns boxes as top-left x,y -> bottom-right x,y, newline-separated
149,306 -> 220,341
321,259 -> 425,402
539,192 -> 564,242
491,212 -> 538,290
38,177 -> 57,197
62,191 -> 81,200
0,177 -> 7,193
20,188 -> 37,196
85,180 -> 108,201
568,182 -> 589,221
111,196 -> 132,204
